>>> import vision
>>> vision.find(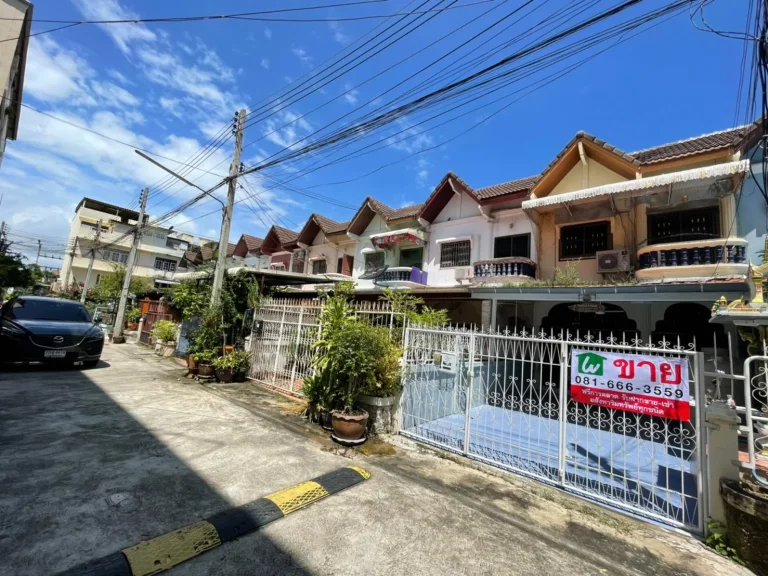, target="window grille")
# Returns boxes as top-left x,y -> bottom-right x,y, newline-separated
440,240 -> 471,268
